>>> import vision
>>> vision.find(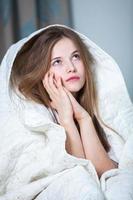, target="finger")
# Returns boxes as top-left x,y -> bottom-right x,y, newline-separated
57,78 -> 69,100
63,87 -> 76,102
50,101 -> 56,109
43,72 -> 56,99
48,72 -> 58,93
42,72 -> 49,88
56,77 -> 64,90
43,72 -> 51,91
53,78 -> 58,88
